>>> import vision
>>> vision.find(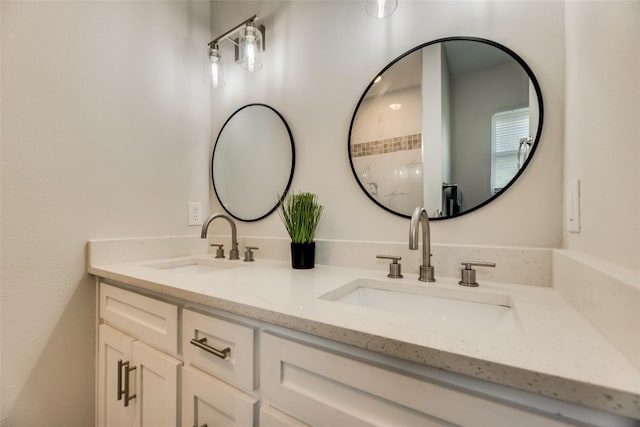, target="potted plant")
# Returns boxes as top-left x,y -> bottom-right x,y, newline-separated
277,192 -> 324,269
